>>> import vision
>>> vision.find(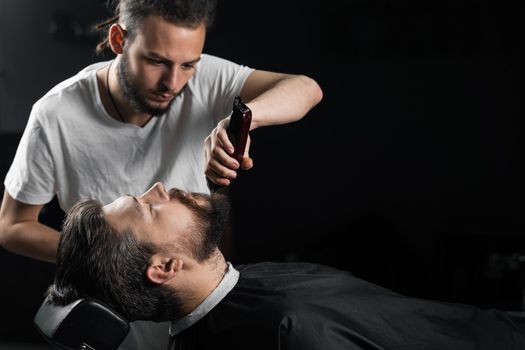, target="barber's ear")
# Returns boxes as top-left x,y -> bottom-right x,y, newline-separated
146,255 -> 183,285
108,23 -> 126,54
